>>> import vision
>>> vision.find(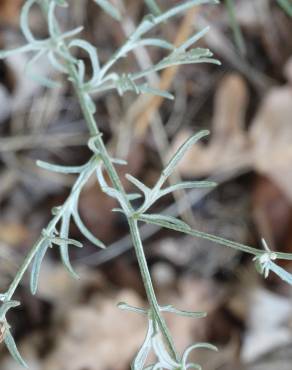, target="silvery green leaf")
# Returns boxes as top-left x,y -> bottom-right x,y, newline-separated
160,305 -> 206,319
159,181 -> 217,197
126,174 -> 150,196
140,214 -> 191,231
52,236 -> 83,249
132,318 -> 155,370
37,160 -> 86,174
0,294 -> 6,301
111,208 -> 124,214
132,49 -> 220,81
176,27 -> 210,52
155,0 -> 218,24
139,214 -> 261,256
93,0 -> 122,21
72,209 -> 106,249
48,1 -> 58,37
0,44 -> 36,59
163,130 -> 209,178
139,84 -> 174,100
152,334 -> 178,369
57,26 -> 84,42
4,327 -> 28,368
144,0 -> 161,15
111,158 -> 128,166
118,302 -> 147,315
20,0 -> 37,44
0,301 -> 20,319
133,0 -> 218,40
96,166 -> 107,188
30,239 -> 51,295
132,38 -> 174,51
127,193 -> 143,201
265,261 -> 292,285
59,215 -> 79,279
153,48 -> 219,71
69,39 -> 100,86
182,342 -> 218,368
